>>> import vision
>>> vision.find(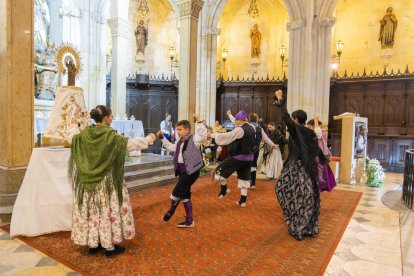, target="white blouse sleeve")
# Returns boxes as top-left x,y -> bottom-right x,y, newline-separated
193,123 -> 208,147
211,127 -> 244,145
127,137 -> 150,151
314,127 -> 323,139
228,114 -> 236,123
261,128 -> 275,147
161,138 -> 177,152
